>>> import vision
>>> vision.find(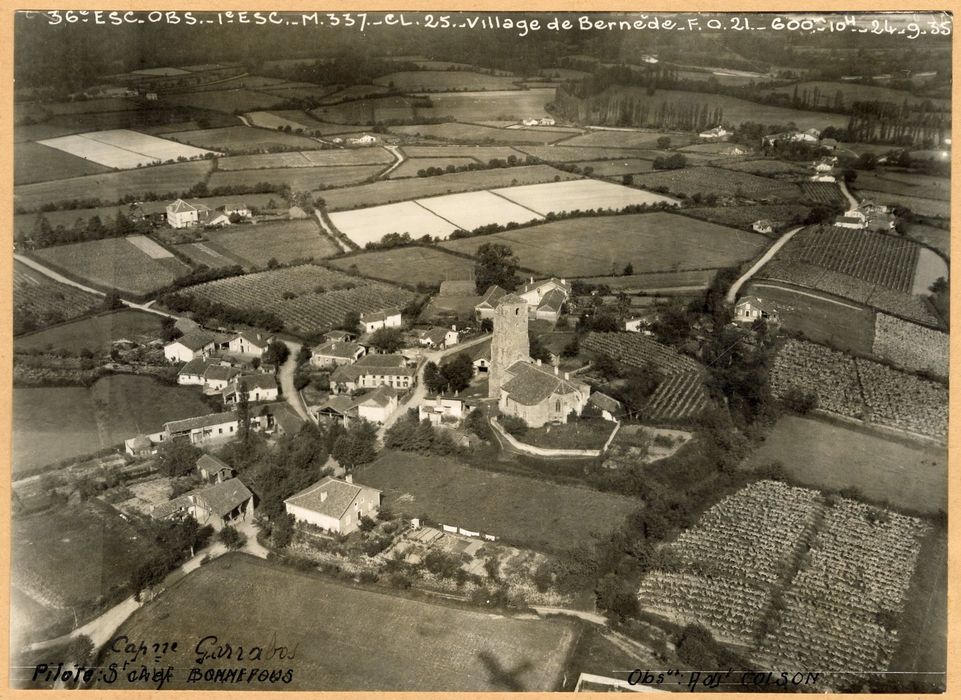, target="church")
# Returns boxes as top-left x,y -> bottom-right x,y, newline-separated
488,293 -> 590,428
